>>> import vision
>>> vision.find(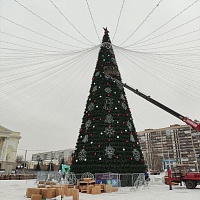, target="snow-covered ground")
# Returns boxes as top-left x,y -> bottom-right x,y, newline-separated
0,175 -> 199,200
